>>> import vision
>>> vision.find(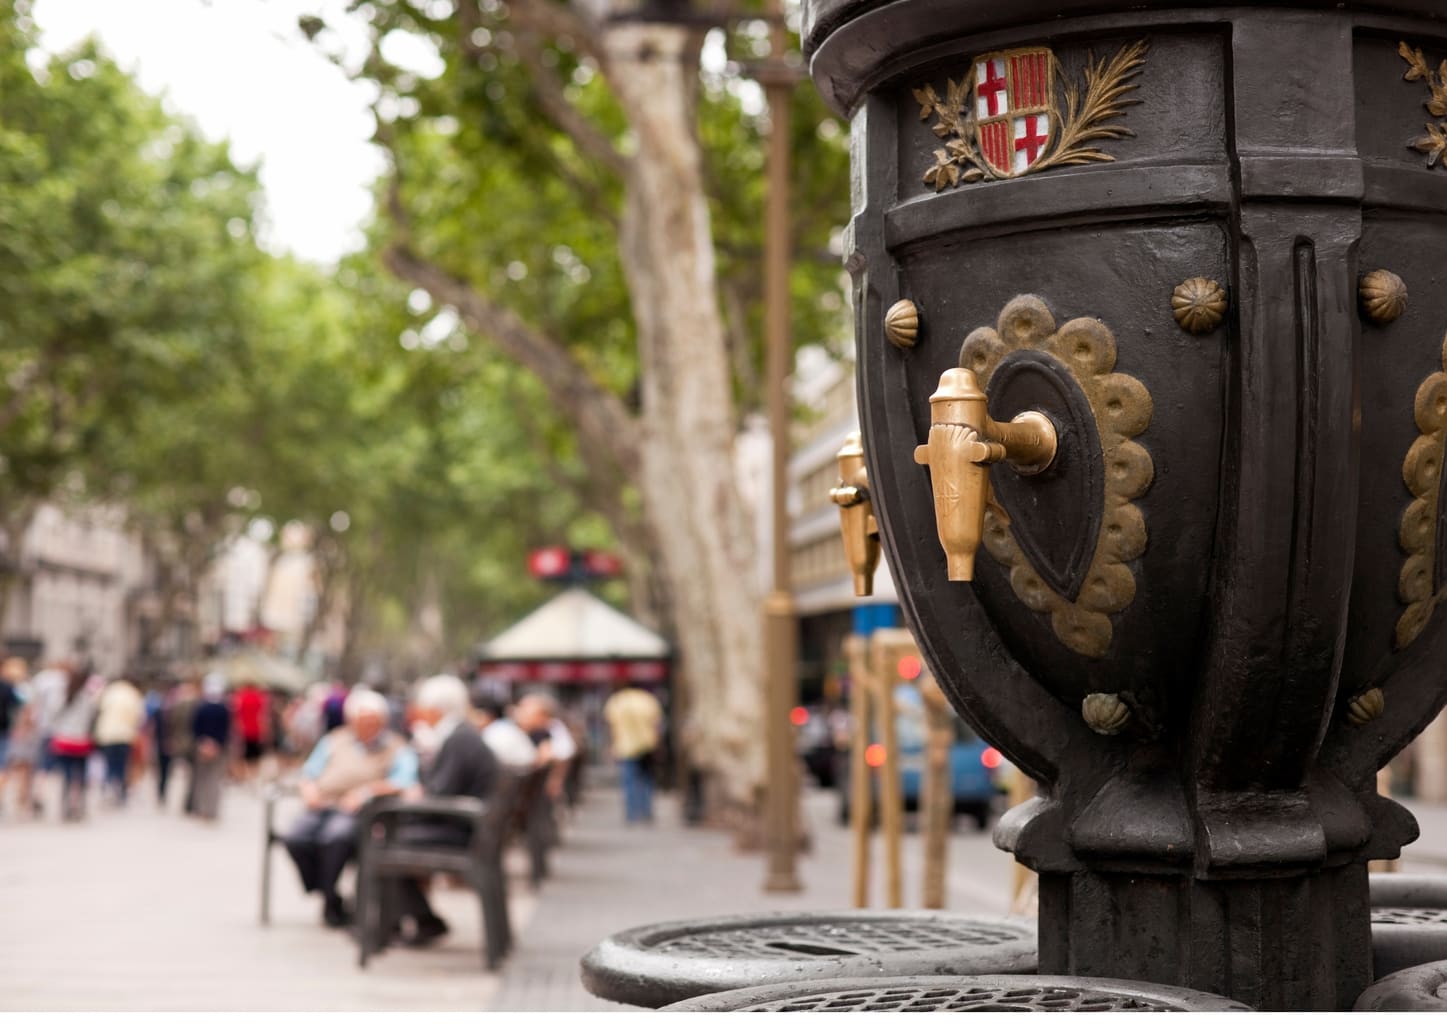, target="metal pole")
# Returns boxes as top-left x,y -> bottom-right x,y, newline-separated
761,1 -> 801,893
